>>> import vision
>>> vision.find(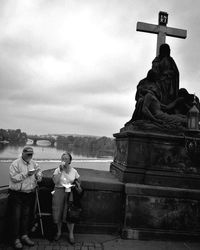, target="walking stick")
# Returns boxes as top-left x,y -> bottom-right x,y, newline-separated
31,191 -> 38,233
35,186 -> 44,237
